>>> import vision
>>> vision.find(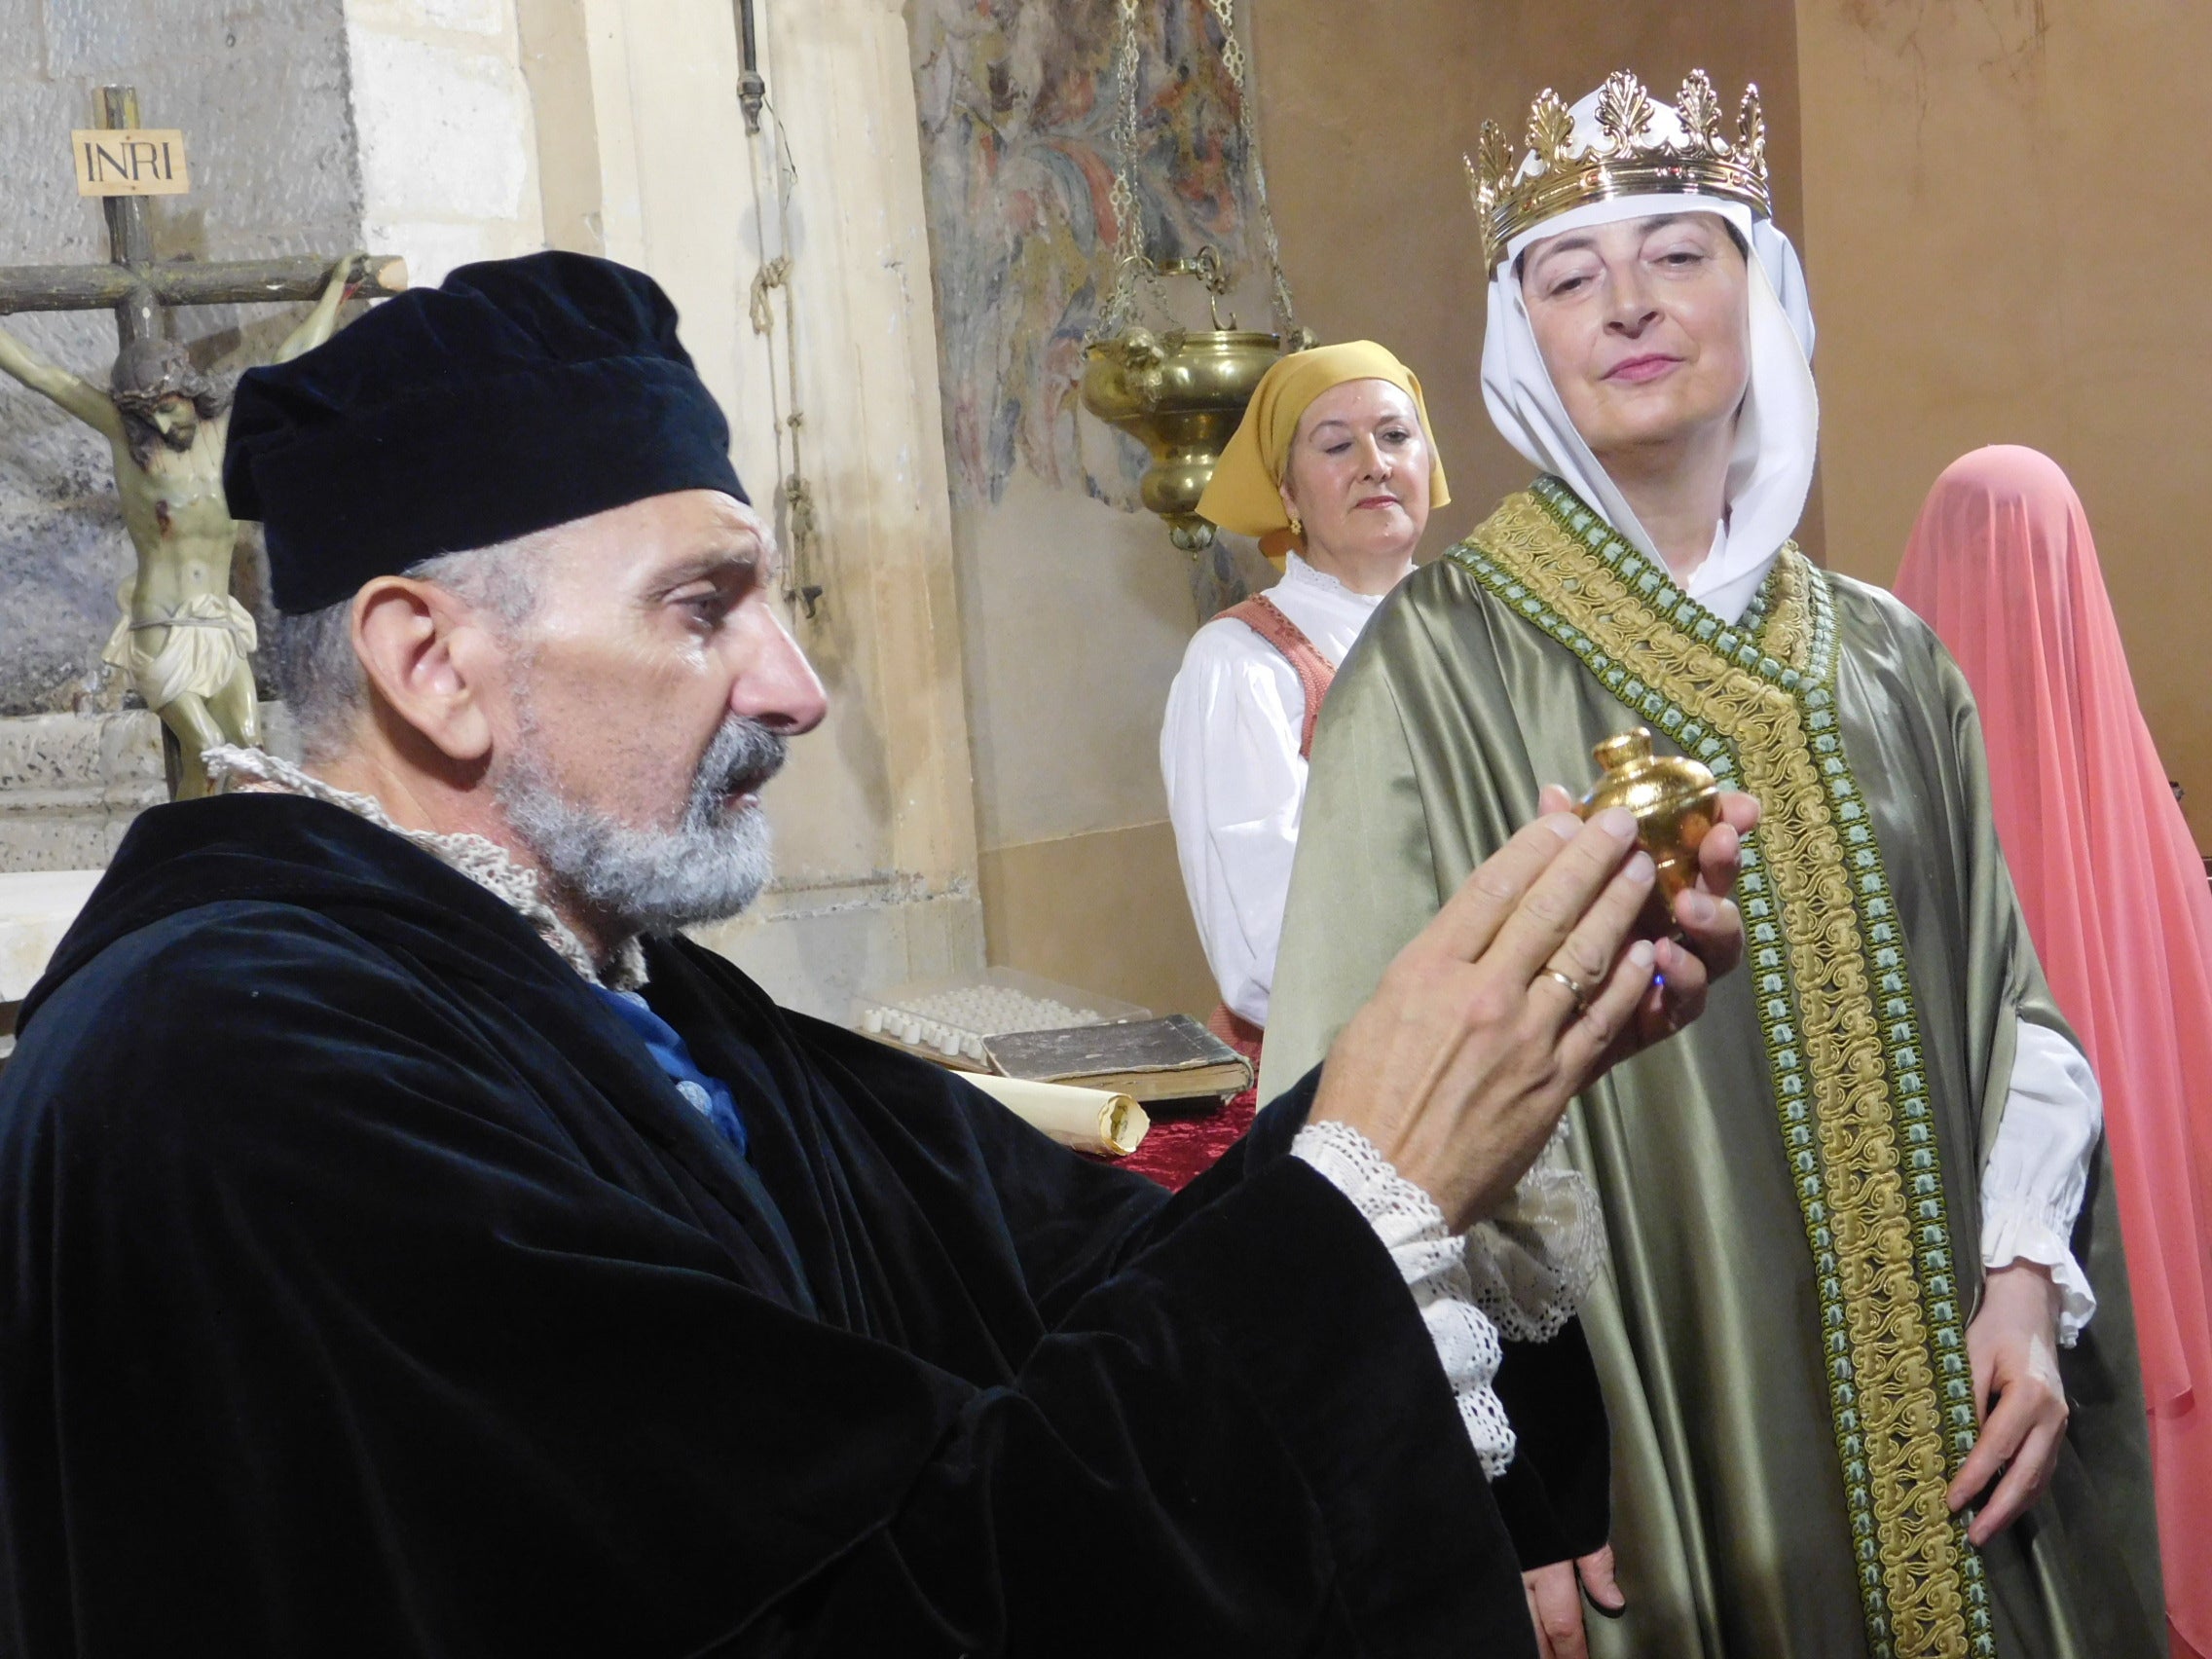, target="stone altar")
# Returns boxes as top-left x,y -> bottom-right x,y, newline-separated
0,700 -> 294,872
0,708 -> 166,871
